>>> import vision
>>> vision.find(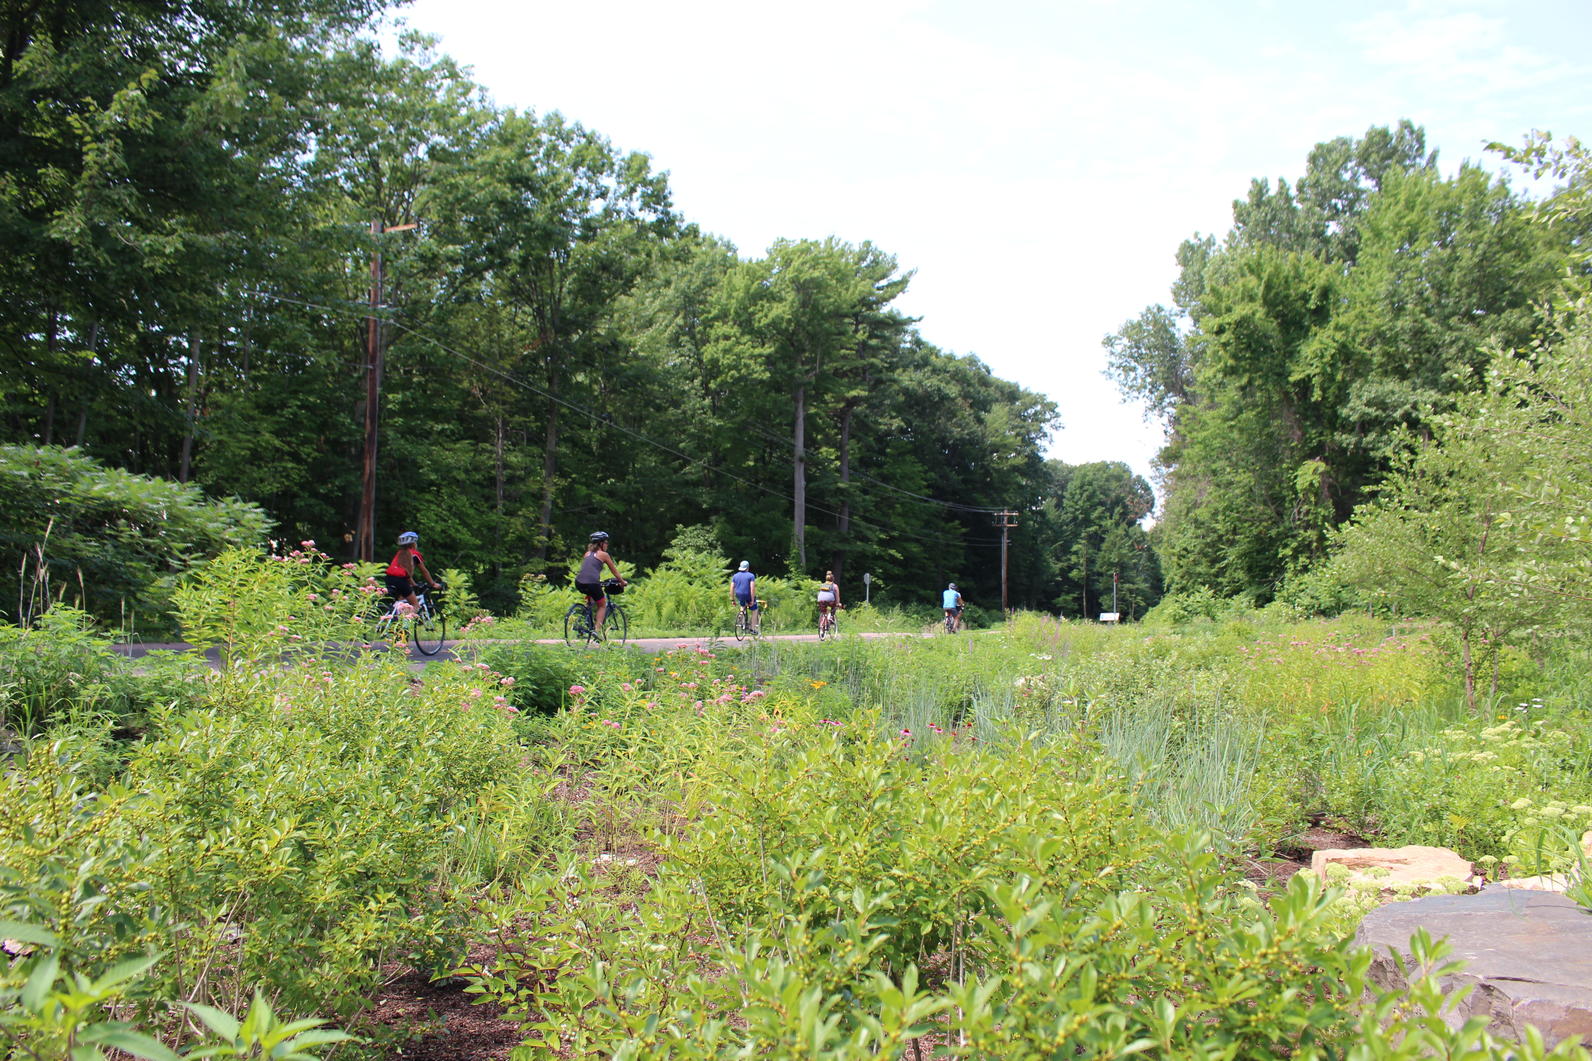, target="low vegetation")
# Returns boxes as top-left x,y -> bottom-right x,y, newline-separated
4,551 -> 1592,1057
